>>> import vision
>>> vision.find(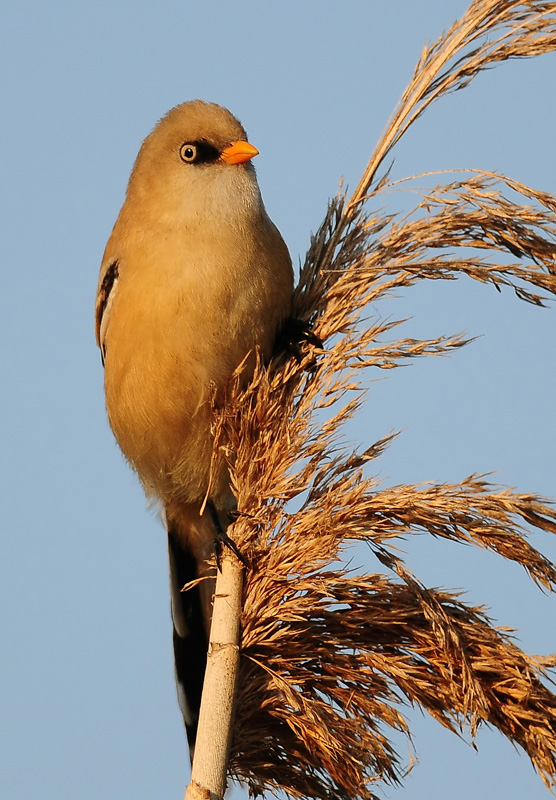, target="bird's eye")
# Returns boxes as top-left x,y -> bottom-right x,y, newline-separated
180,143 -> 198,163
